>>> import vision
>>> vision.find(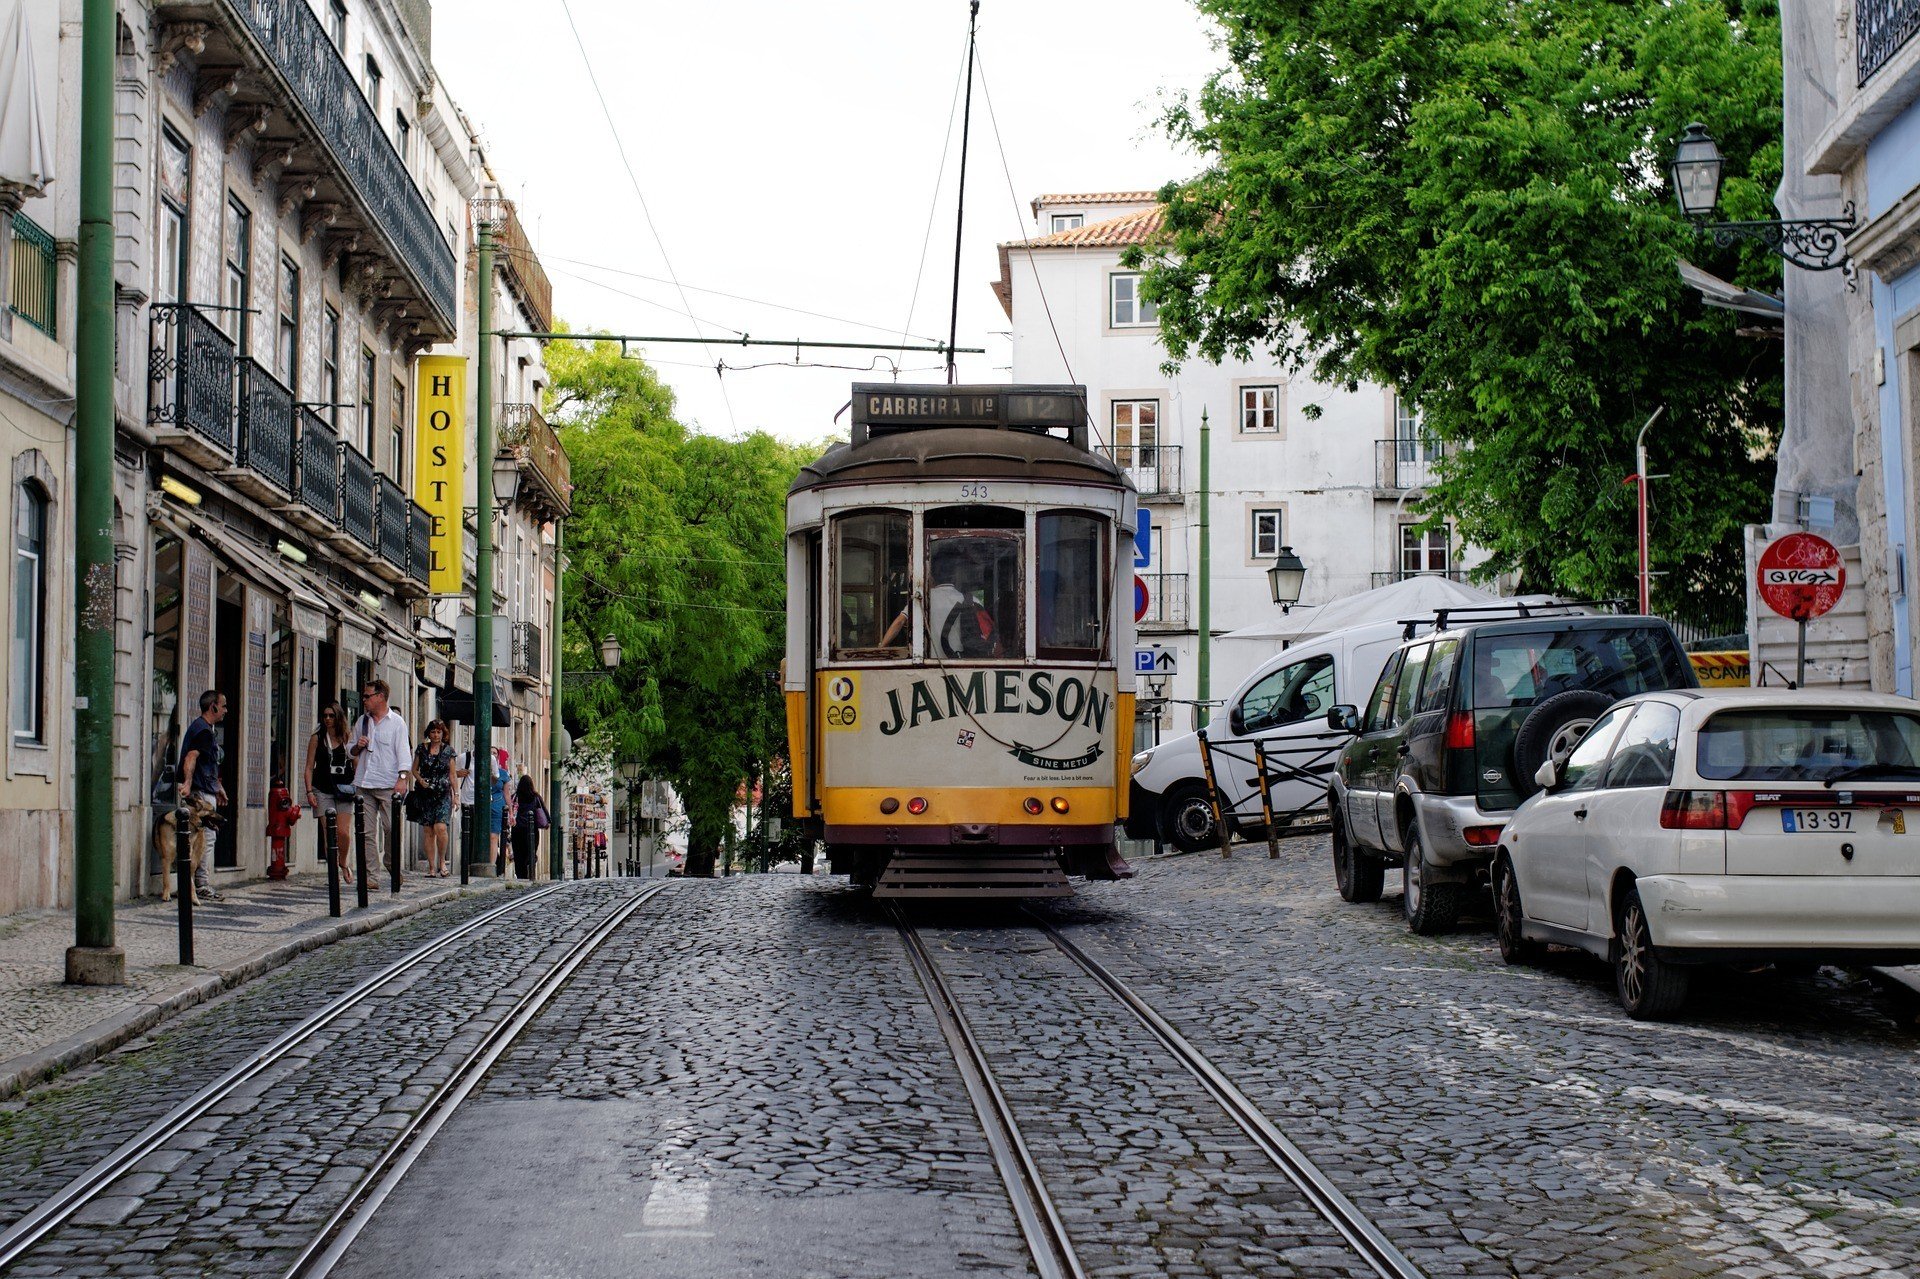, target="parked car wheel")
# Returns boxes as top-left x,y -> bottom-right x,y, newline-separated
1492,852 -> 1543,966
1332,811 -> 1384,903
1614,884 -> 1689,1020
1162,783 -> 1221,854
1513,690 -> 1617,795
1402,824 -> 1462,935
